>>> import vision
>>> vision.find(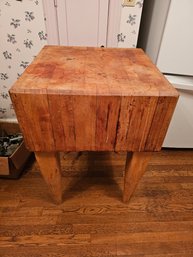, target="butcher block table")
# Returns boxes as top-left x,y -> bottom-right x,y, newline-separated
9,46 -> 179,204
